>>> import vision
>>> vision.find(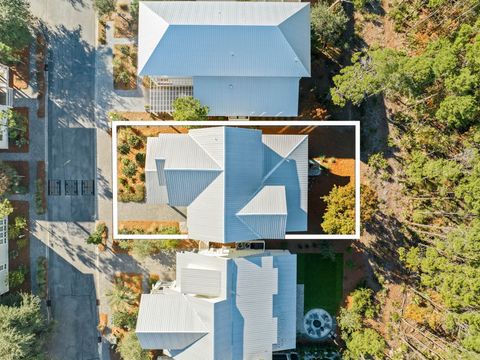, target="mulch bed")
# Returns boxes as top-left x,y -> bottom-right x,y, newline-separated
114,2 -> 135,38
0,107 -> 29,153
36,33 -> 46,118
118,220 -> 180,234
113,44 -> 137,90
10,47 -> 30,90
8,200 -> 31,292
4,161 -> 29,193
37,161 -> 46,212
